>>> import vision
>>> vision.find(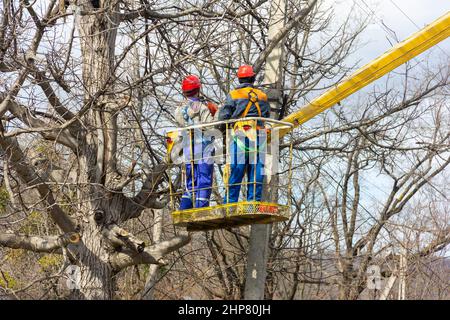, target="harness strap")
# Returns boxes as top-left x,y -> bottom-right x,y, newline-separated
233,89 -> 264,143
240,89 -> 262,118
